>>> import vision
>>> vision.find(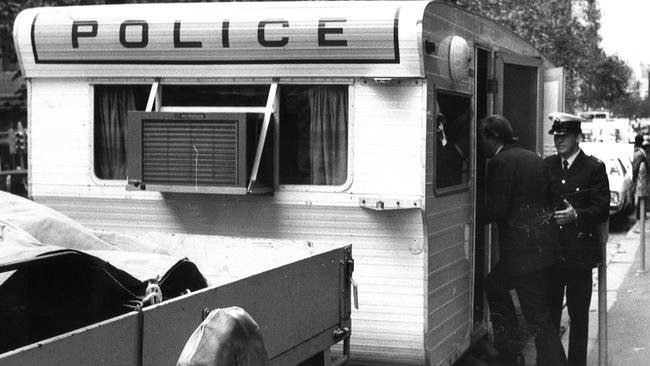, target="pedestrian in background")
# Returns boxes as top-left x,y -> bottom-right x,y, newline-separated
478,114 -> 567,366
544,112 -> 609,366
633,133 -> 647,219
